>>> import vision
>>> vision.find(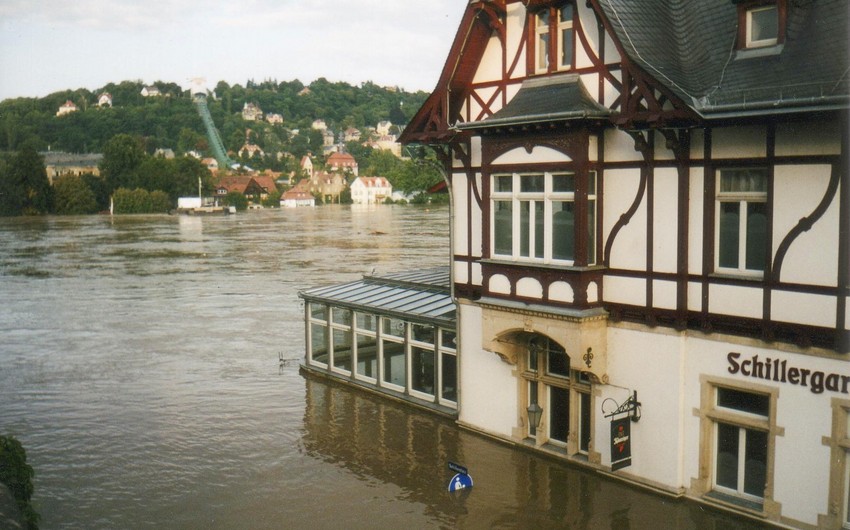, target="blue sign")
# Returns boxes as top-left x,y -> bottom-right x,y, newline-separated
448,472 -> 473,492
